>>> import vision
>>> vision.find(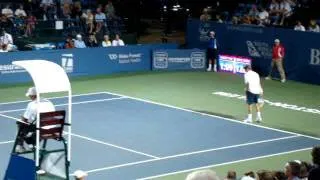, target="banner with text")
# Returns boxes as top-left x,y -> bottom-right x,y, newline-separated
152,49 -> 206,71
0,44 -> 178,84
